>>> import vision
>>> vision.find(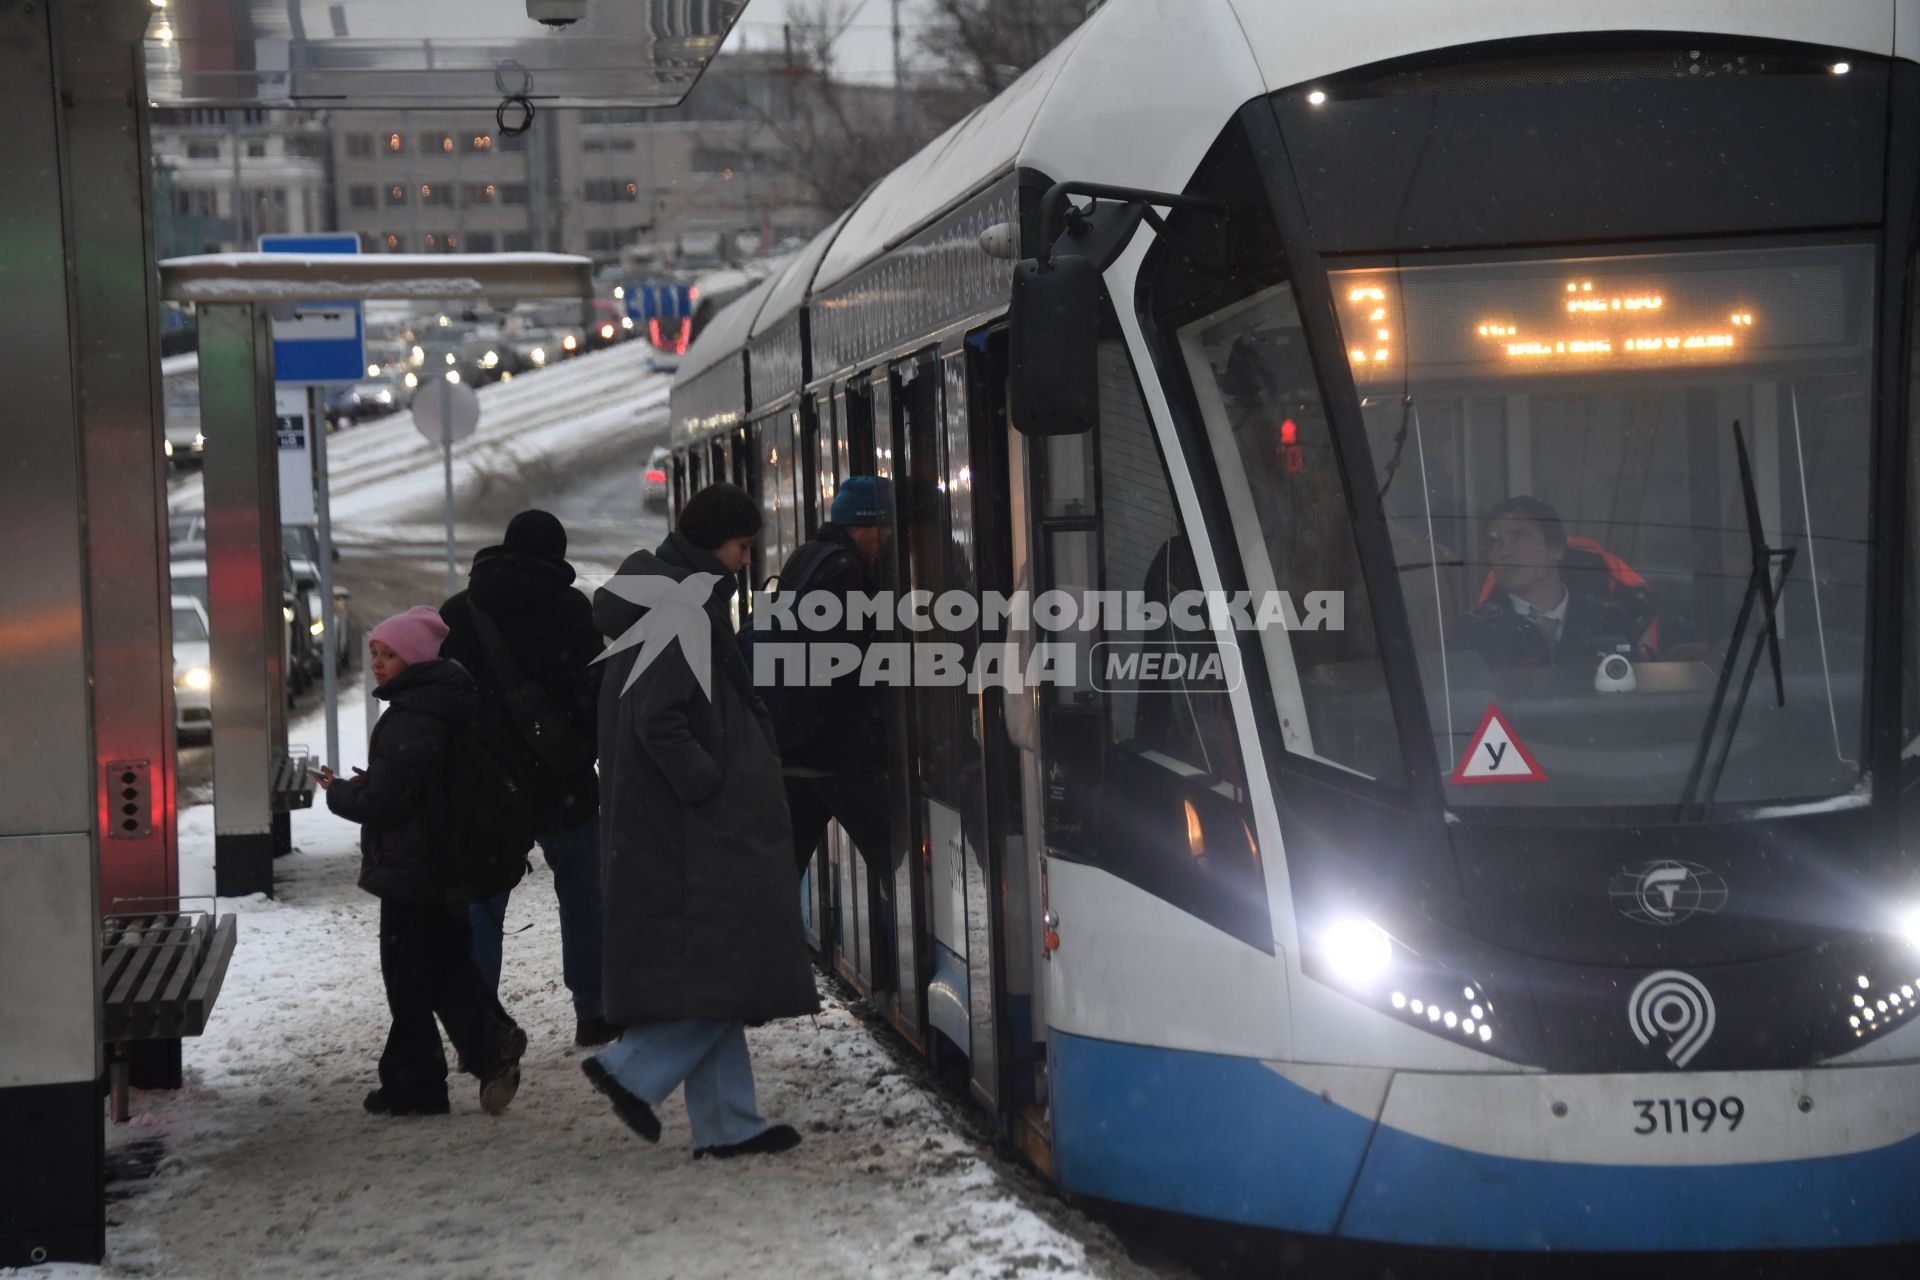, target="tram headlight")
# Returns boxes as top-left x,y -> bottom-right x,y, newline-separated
1895,906 -> 1920,952
1321,917 -> 1393,987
